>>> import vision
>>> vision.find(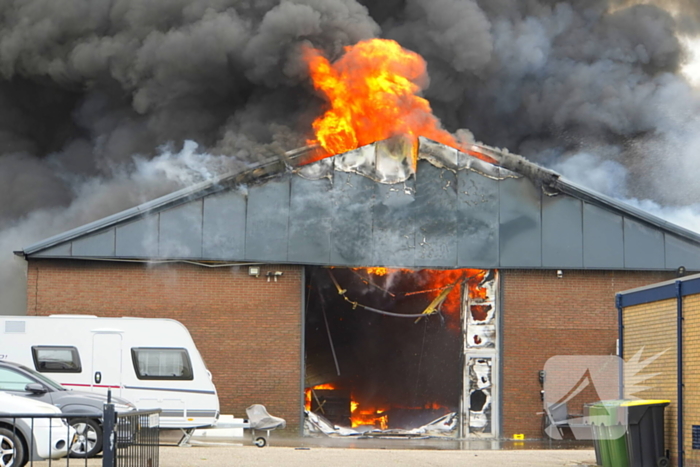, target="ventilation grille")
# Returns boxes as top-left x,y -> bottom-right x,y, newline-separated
5,321 -> 26,333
